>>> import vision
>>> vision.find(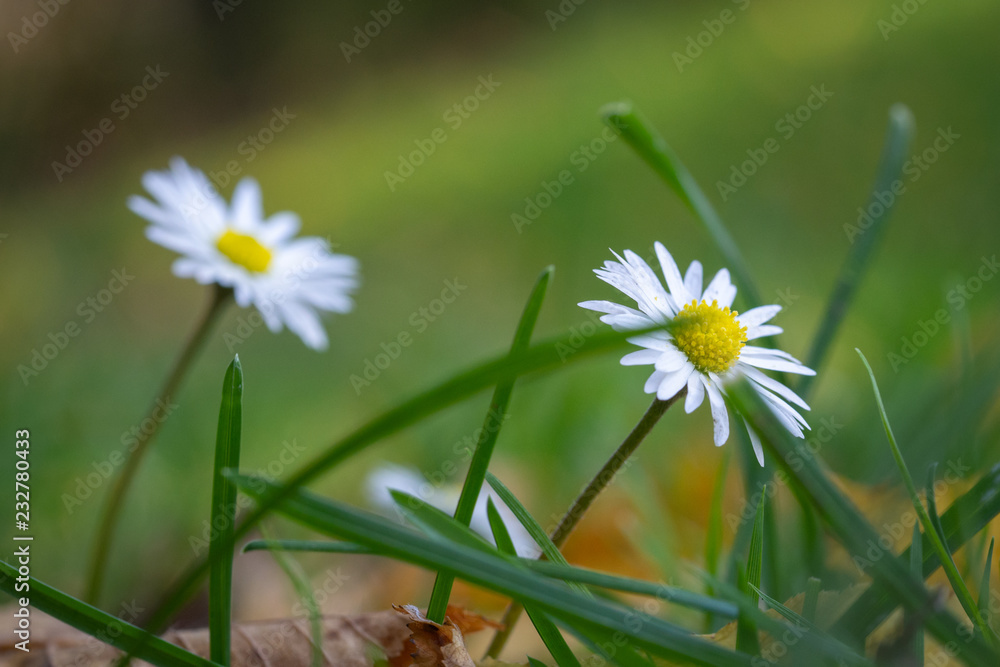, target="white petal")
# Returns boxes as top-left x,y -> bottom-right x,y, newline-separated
260,212 -> 301,244
654,242 -> 692,305
737,305 -> 782,328
741,366 -> 811,411
656,363 -> 694,401
746,324 -> 783,341
644,370 -> 667,394
703,377 -> 730,446
684,260 -> 703,300
620,349 -> 662,366
740,416 -> 765,466
278,301 -> 329,350
654,346 -> 689,372
230,178 -> 263,231
702,268 -> 734,306
684,373 -> 705,413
